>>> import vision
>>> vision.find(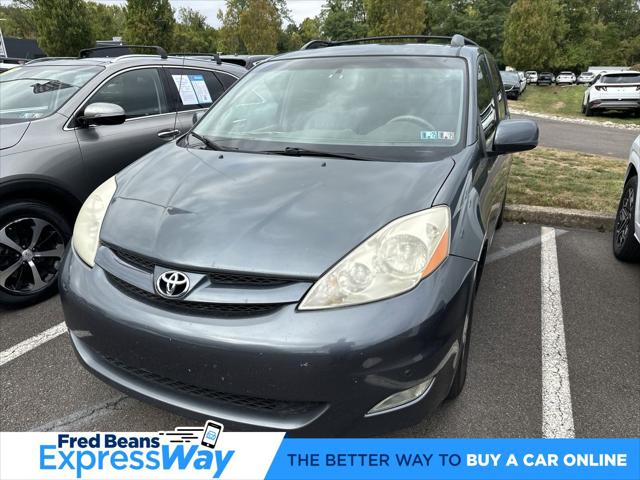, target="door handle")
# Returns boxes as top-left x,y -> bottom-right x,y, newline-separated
157,129 -> 180,139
